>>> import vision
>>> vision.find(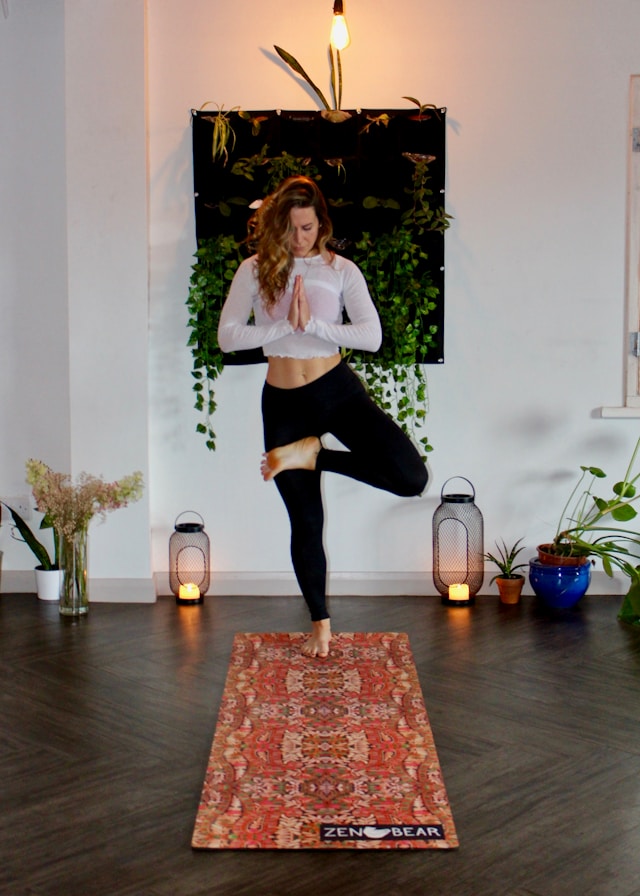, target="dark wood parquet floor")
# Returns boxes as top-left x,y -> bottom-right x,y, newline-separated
1,591 -> 639,896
